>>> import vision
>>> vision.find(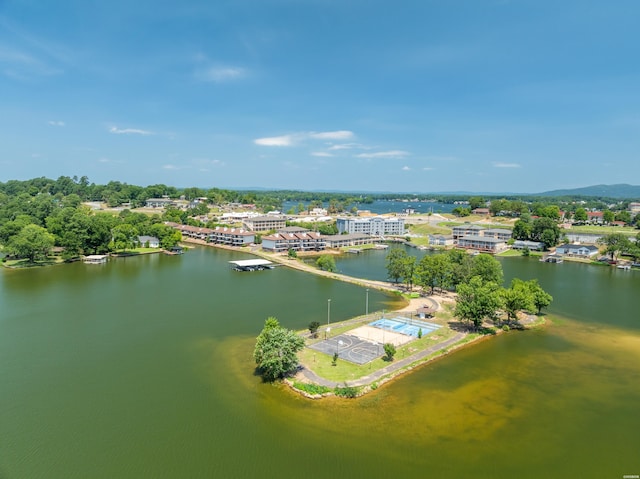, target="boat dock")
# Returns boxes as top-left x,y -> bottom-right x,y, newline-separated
540,255 -> 563,263
229,259 -> 276,271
